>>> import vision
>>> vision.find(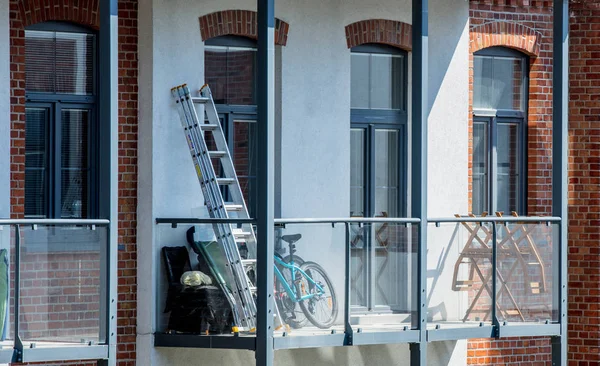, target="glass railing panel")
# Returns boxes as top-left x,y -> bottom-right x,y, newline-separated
427,222 -> 494,329
156,221 -> 258,336
274,223 -> 344,336
349,222 -> 416,332
17,224 -> 106,344
495,222 -> 558,324
1,226 -> 13,343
